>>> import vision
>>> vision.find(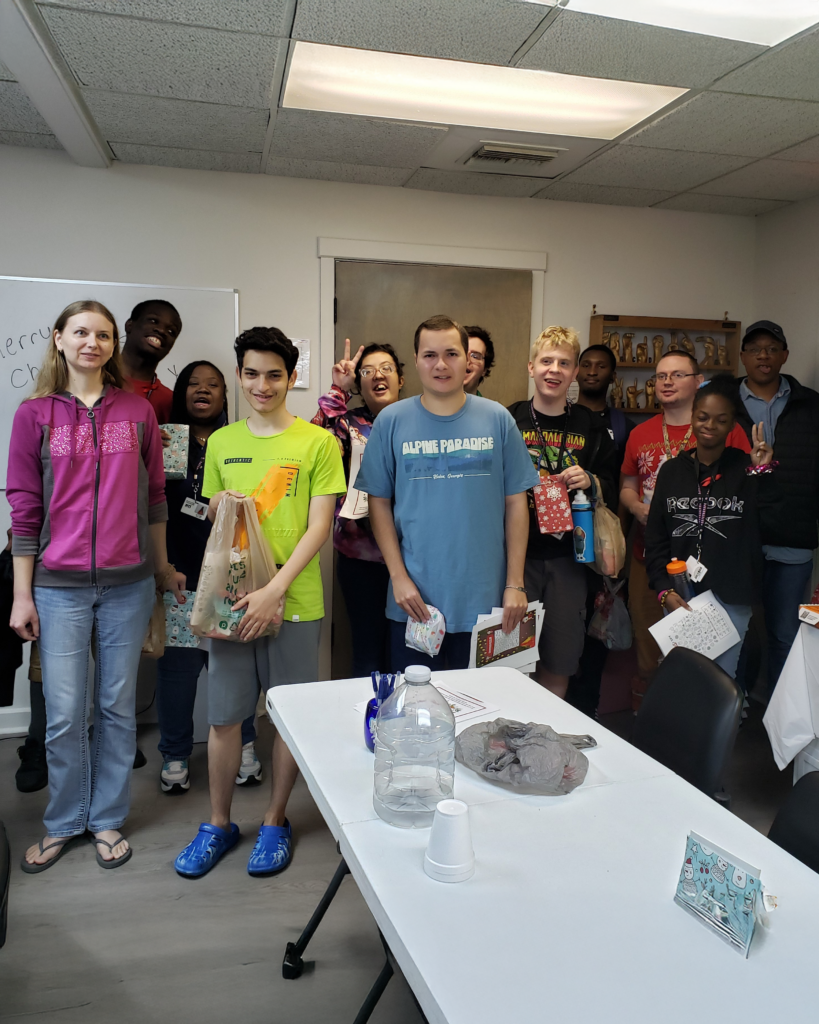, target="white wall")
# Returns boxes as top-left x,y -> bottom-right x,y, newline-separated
754,196 -> 819,389
0,145 -> 759,732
